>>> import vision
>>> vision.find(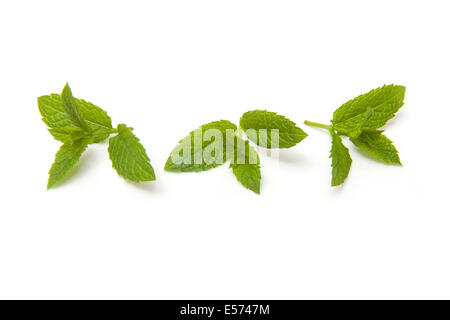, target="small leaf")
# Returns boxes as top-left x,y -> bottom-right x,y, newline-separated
108,124 -> 155,182
38,93 -> 113,143
330,130 -> 352,186
47,138 -> 89,189
332,84 -> 406,137
165,120 -> 237,172
230,137 -> 261,194
61,83 -> 91,132
240,110 -> 307,148
350,130 -> 401,165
